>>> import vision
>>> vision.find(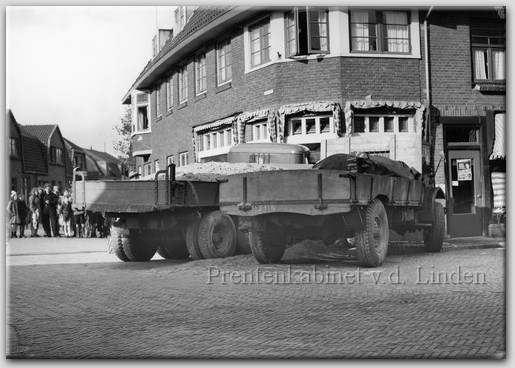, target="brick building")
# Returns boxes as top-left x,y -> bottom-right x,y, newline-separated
123,6 -> 505,237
